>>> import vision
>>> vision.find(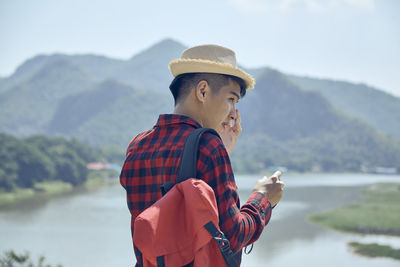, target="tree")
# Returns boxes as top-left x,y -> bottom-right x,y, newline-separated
0,250 -> 62,267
